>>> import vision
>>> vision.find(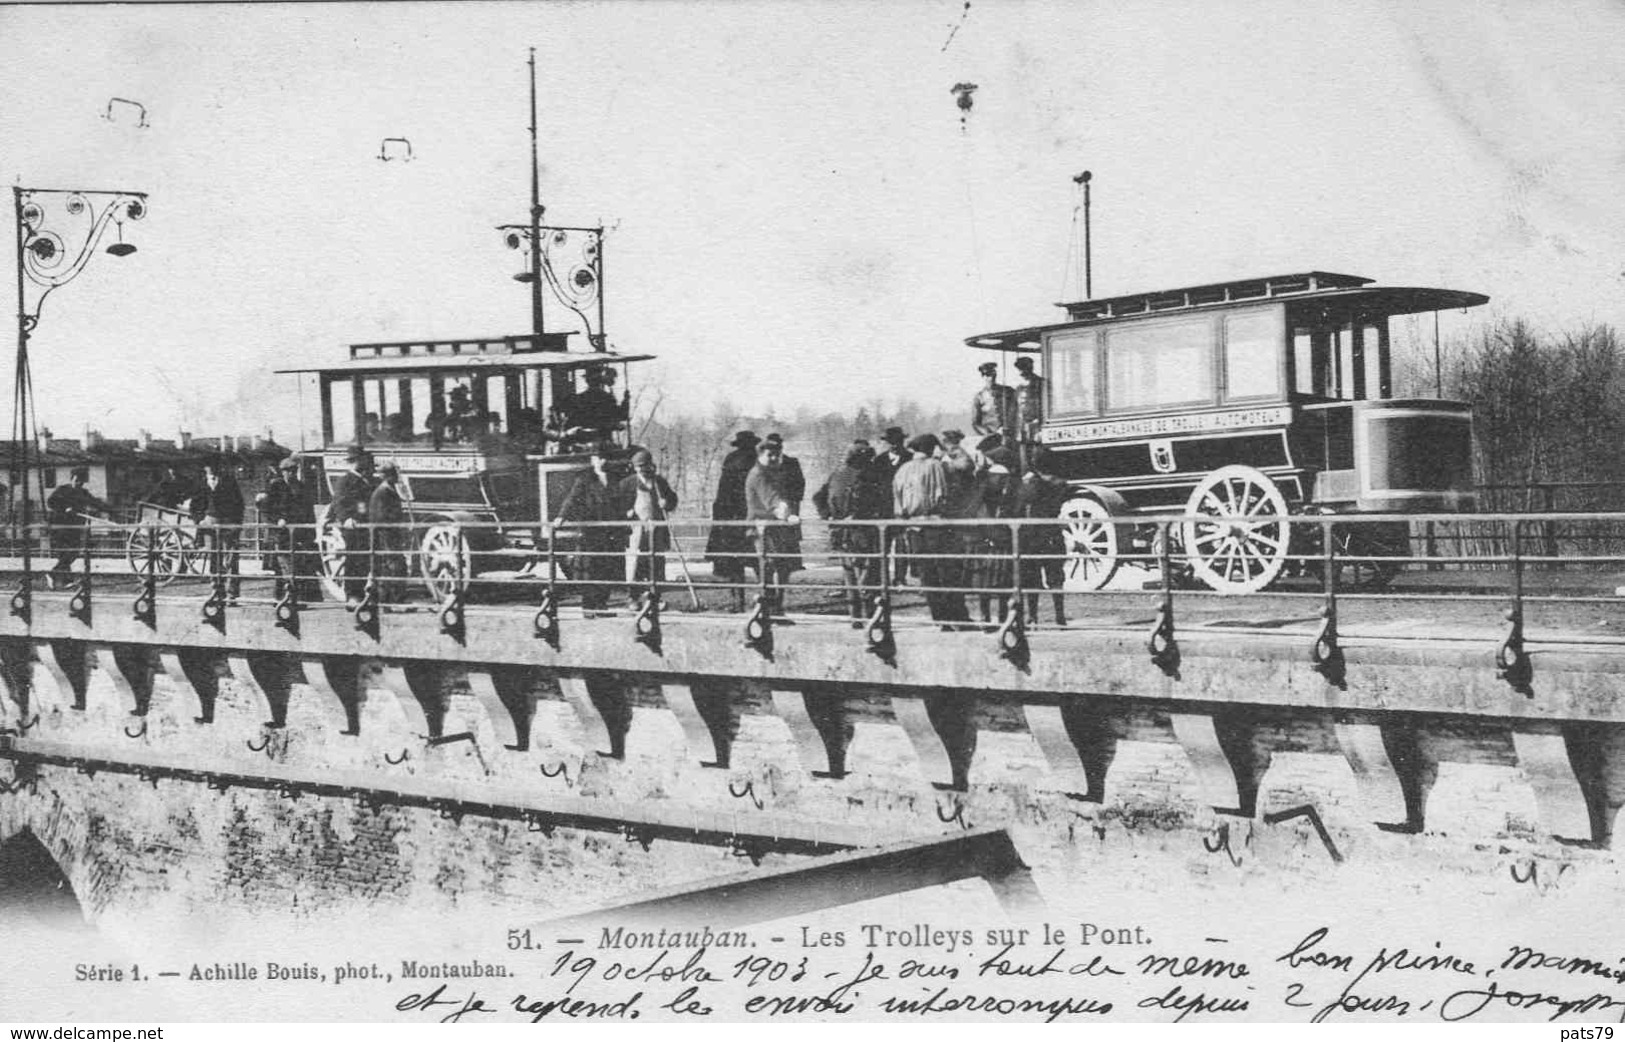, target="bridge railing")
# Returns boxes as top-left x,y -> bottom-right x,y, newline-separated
0,511 -> 1621,675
